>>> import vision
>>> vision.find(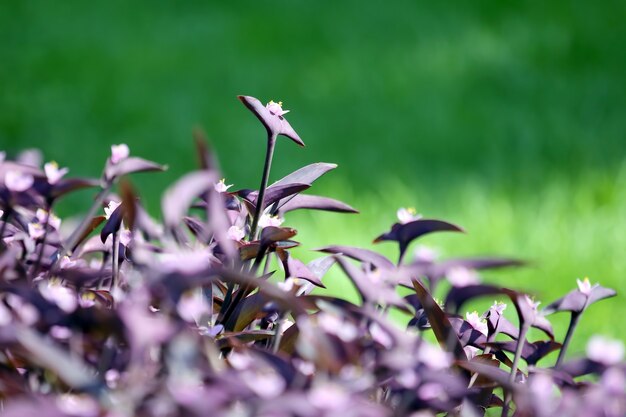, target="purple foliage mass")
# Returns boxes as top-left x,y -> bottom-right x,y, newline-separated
0,98 -> 623,416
